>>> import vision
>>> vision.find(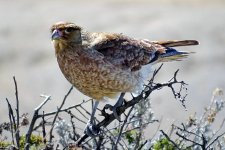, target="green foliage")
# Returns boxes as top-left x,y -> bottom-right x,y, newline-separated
19,134 -> 44,149
0,141 -> 11,148
153,138 -> 175,150
0,134 -> 44,149
125,130 -> 138,144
